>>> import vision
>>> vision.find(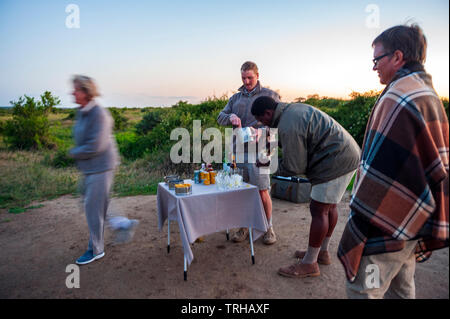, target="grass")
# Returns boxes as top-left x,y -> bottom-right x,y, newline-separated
0,150 -> 79,209
49,123 -> 74,150
0,149 -> 163,210
8,204 -> 44,214
113,157 -> 162,196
